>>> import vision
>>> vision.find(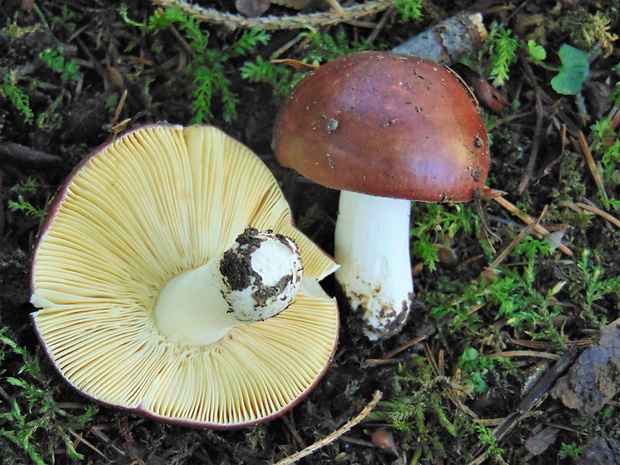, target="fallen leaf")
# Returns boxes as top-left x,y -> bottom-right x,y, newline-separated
524,426 -> 558,456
